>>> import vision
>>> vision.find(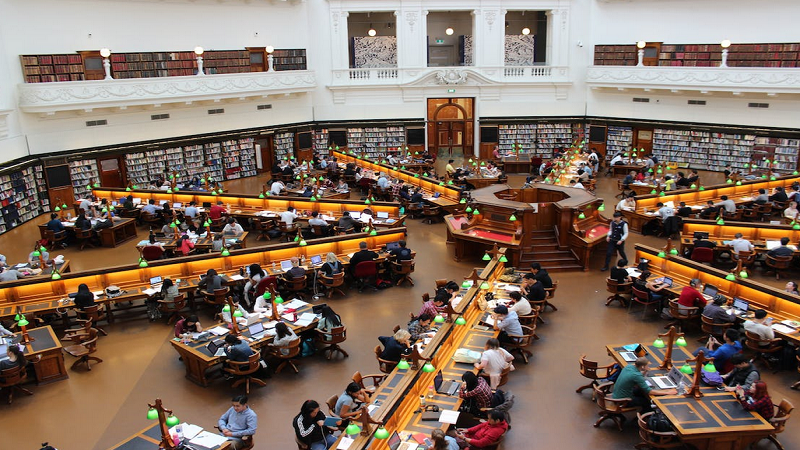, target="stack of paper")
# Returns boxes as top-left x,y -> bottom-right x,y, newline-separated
142,288 -> 159,297
284,299 -> 309,309
336,437 -> 354,449
228,274 -> 245,281
209,326 -> 230,336
438,410 -> 460,424
294,312 -> 317,327
189,431 -> 228,448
